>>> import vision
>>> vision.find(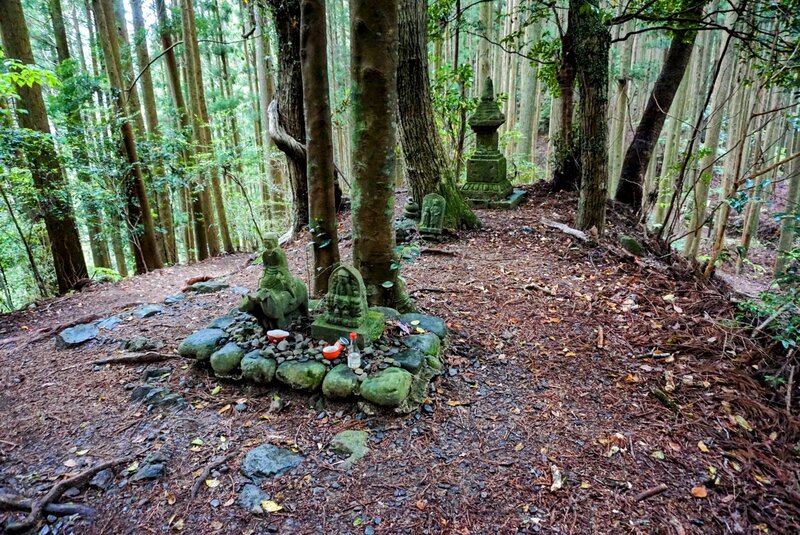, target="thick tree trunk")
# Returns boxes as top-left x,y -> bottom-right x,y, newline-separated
49,0 -> 112,271
0,0 -> 89,294
616,2 -> 704,209
518,16 -> 542,162
477,0 -> 493,93
397,0 -> 479,230
265,0 -> 309,233
130,0 -> 177,265
4,0 -> 92,291
608,23 -> 634,196
300,0 -> 341,296
573,0 -> 609,232
350,0 -> 411,310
